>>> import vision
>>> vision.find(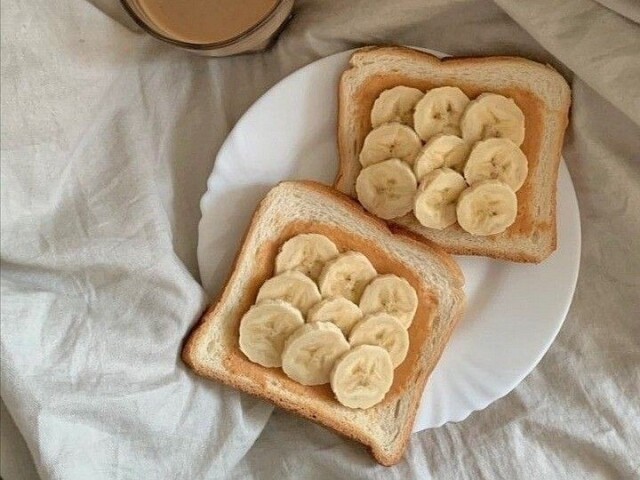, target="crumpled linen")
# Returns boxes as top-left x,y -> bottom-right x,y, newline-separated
1,1 -> 639,479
